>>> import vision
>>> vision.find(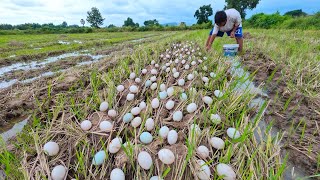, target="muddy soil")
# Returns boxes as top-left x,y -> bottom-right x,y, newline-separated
240,50 -> 320,176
